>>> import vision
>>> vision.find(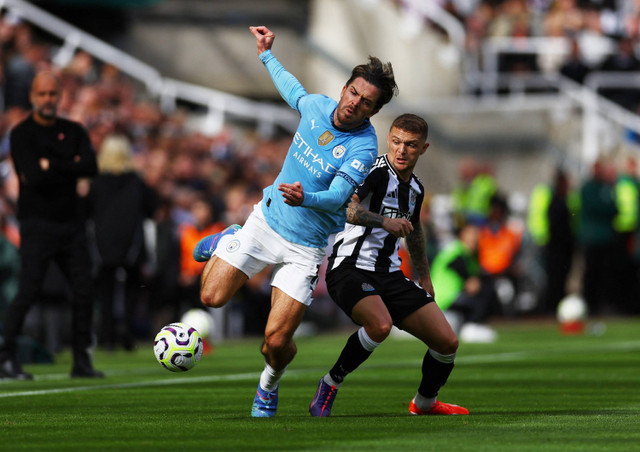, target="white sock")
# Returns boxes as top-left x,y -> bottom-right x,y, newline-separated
357,327 -> 381,352
323,373 -> 341,388
413,392 -> 436,410
428,348 -> 456,364
259,362 -> 287,392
